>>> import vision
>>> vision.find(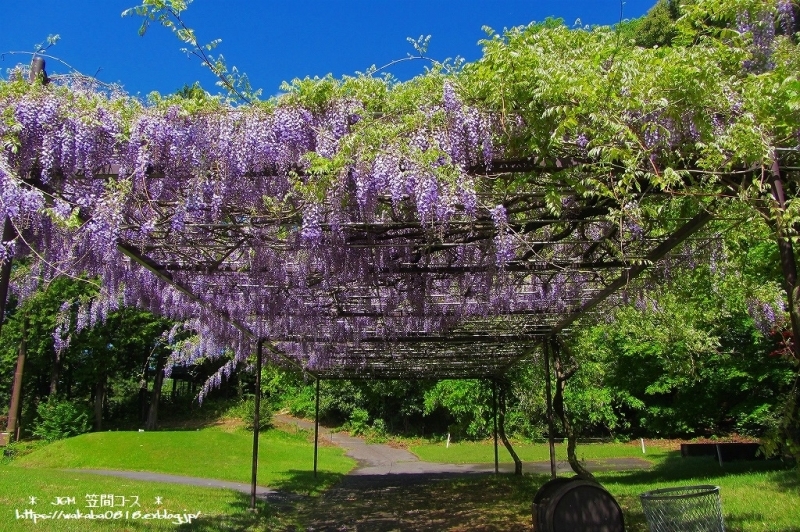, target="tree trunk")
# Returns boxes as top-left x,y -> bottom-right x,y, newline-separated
49,352 -> 61,396
93,374 -> 106,431
146,353 -> 166,430
551,339 -> 595,480
139,378 -> 148,423
769,162 -> 800,454
138,351 -> 152,423
770,162 -> 800,358
497,383 -> 522,475
0,217 -> 16,337
6,317 -> 26,441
